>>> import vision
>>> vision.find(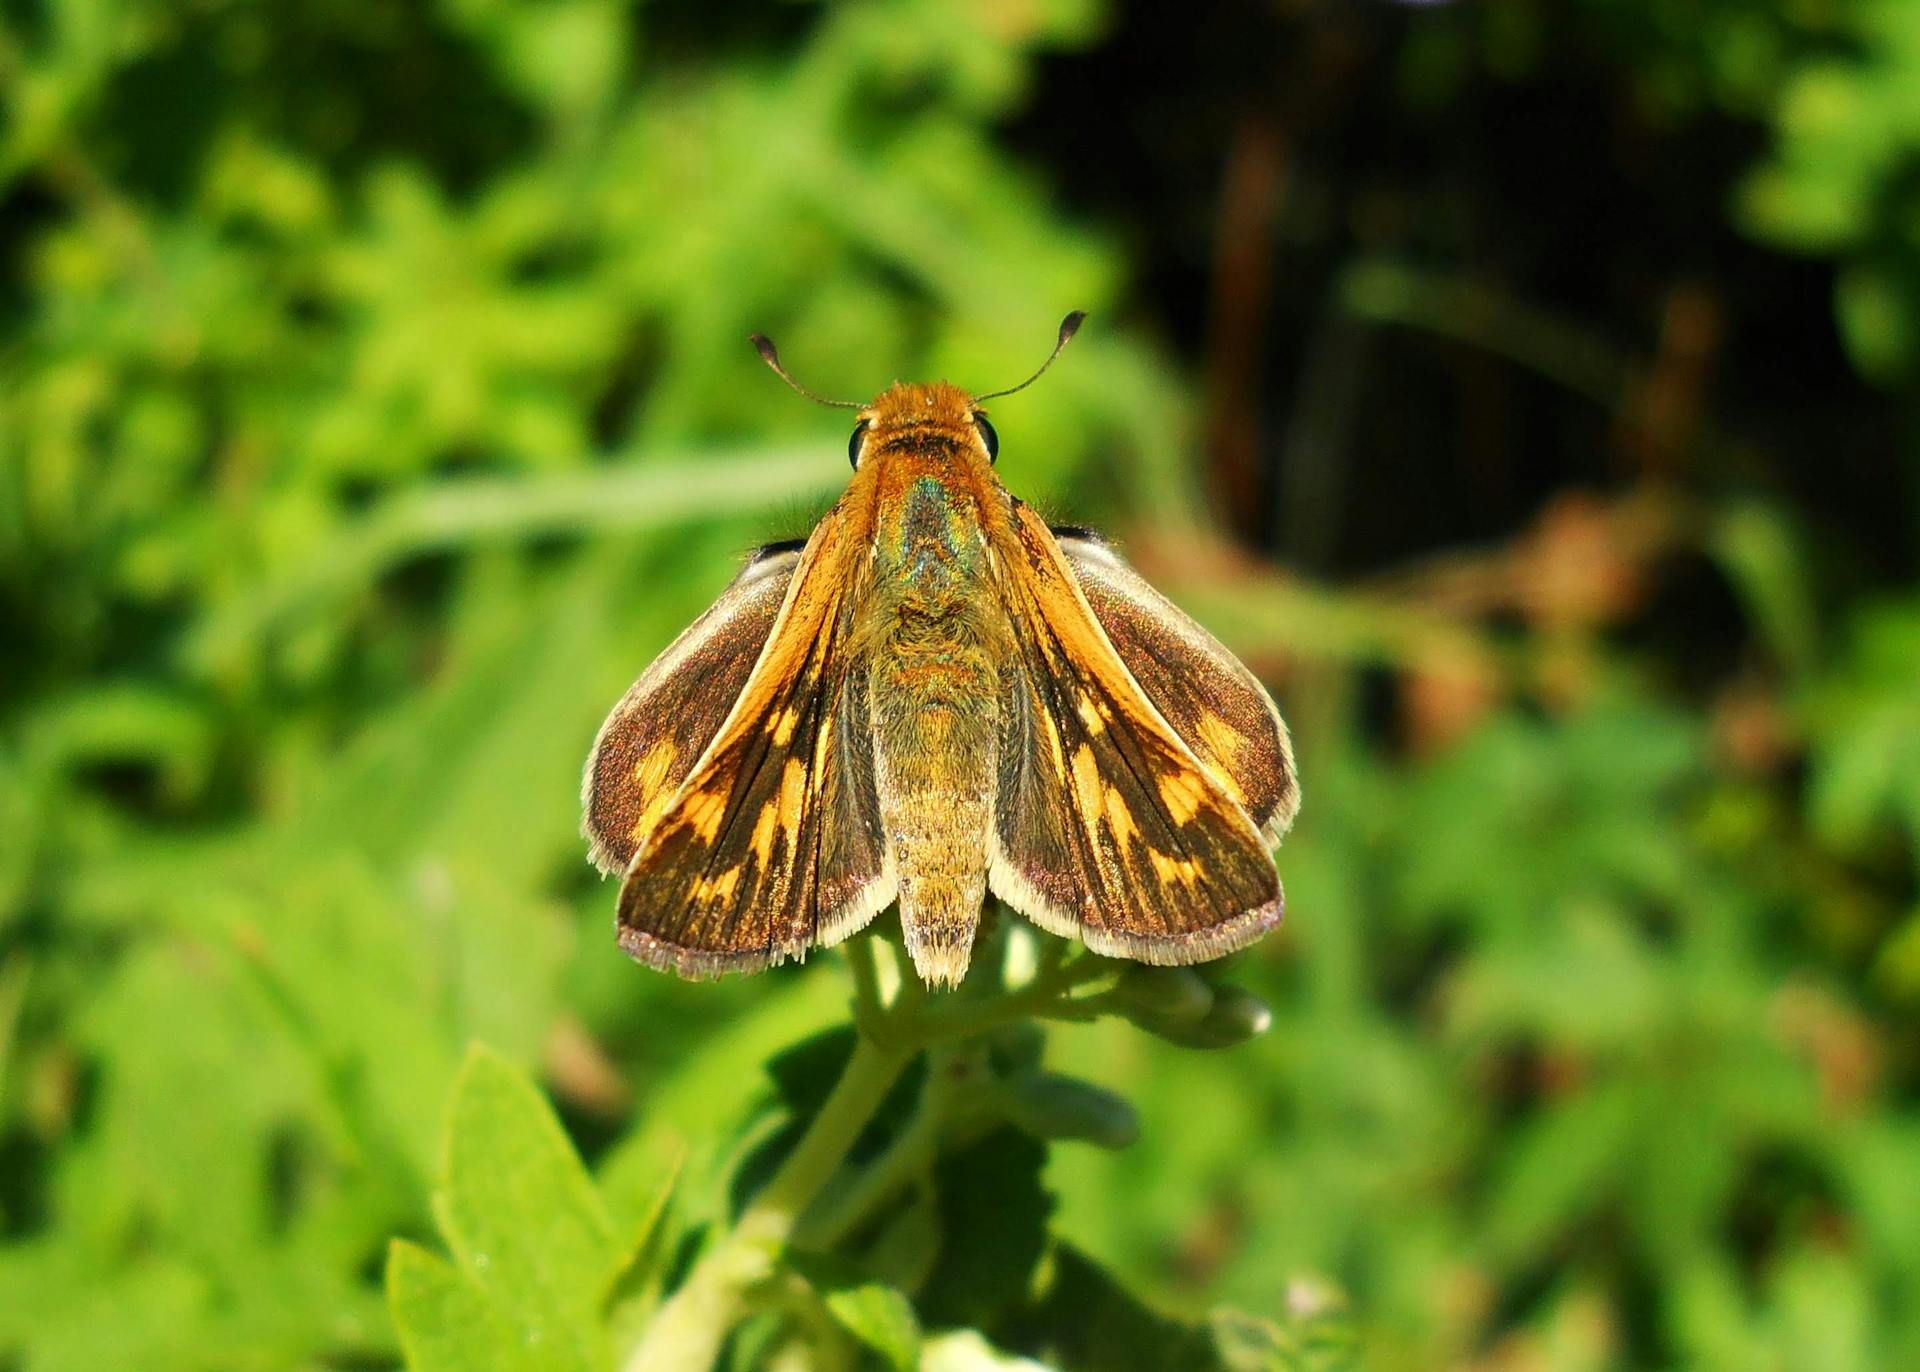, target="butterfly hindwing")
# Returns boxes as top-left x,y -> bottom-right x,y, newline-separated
1053,527 -> 1300,844
615,495 -> 894,977
582,540 -> 802,875
990,501 -> 1283,963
